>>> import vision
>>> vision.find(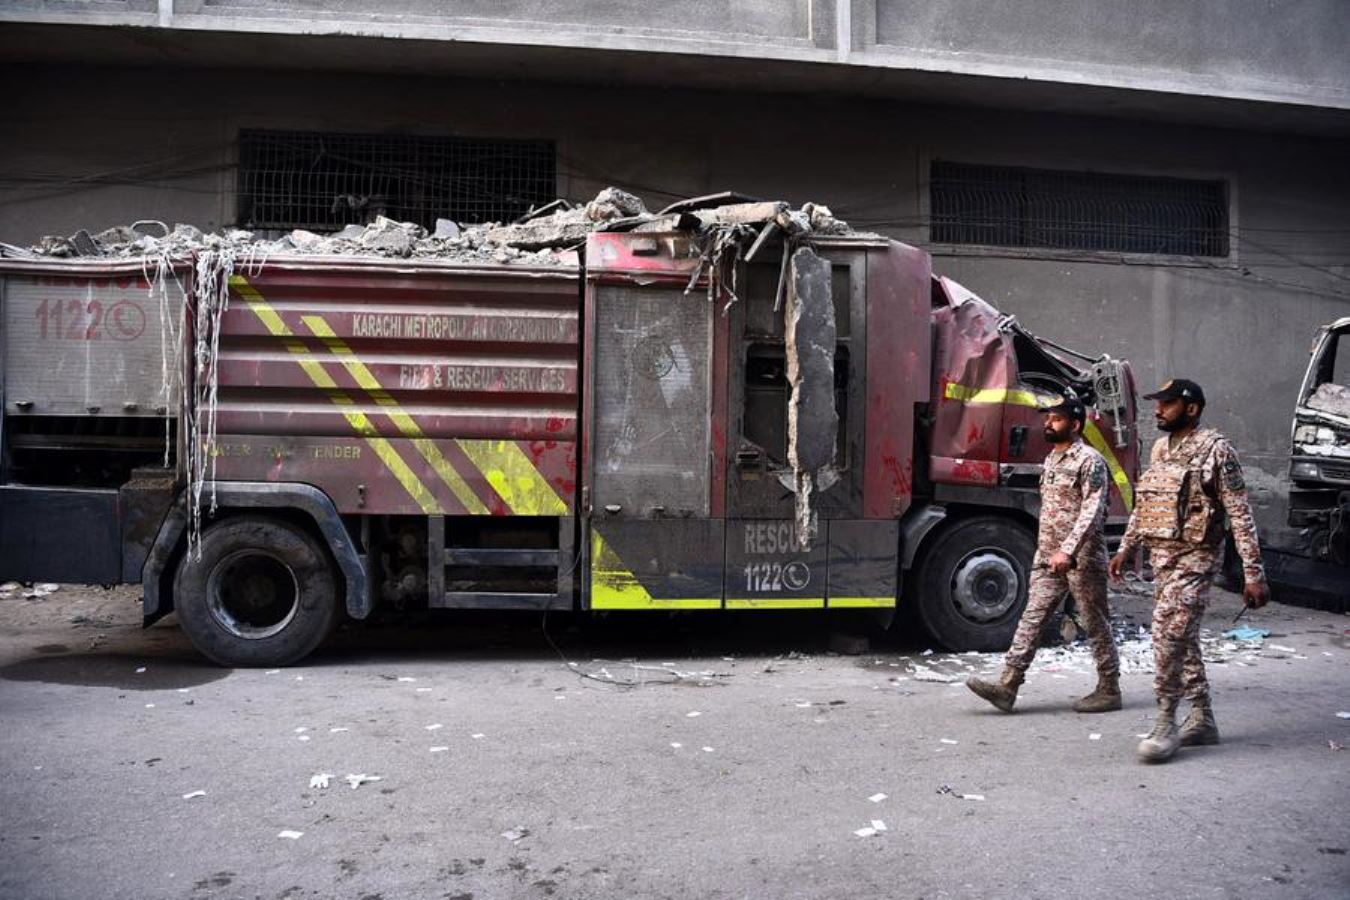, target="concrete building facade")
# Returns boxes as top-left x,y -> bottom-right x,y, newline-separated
2,1 -> 1348,539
